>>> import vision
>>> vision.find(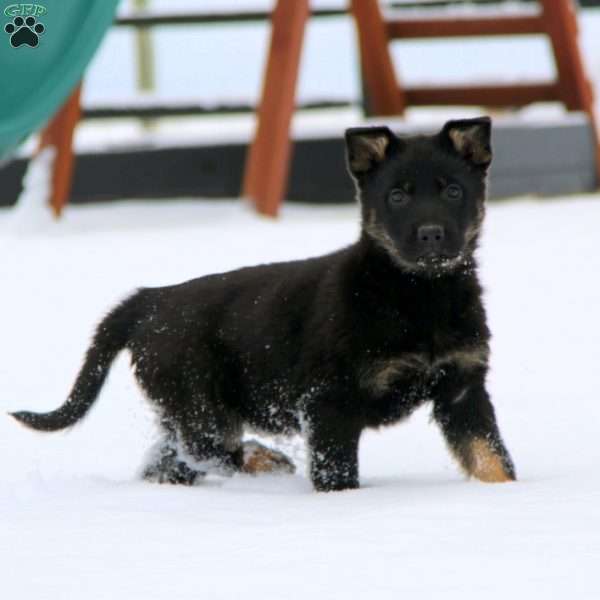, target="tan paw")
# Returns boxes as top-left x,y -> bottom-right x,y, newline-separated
466,438 -> 514,483
241,441 -> 296,475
